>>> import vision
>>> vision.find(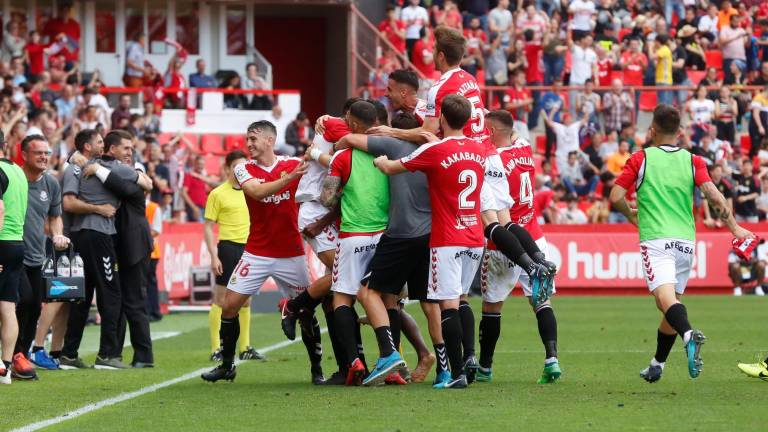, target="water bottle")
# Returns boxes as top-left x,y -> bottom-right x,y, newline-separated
56,254 -> 71,277
71,253 -> 84,278
42,257 -> 55,277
